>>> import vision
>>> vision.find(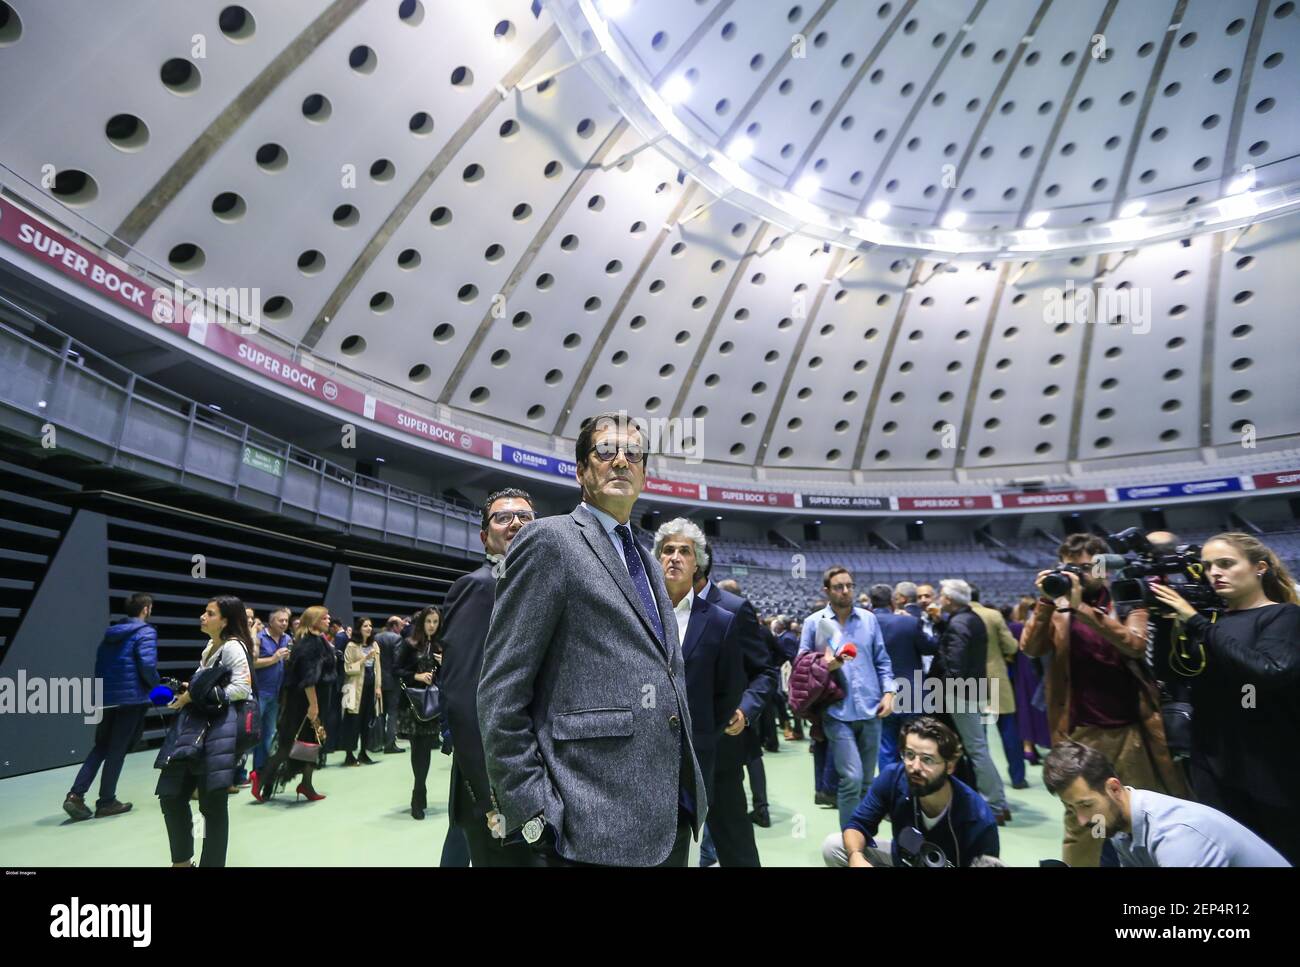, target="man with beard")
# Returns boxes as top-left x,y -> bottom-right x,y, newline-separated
822,716 -> 1000,868
1043,741 -> 1288,867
